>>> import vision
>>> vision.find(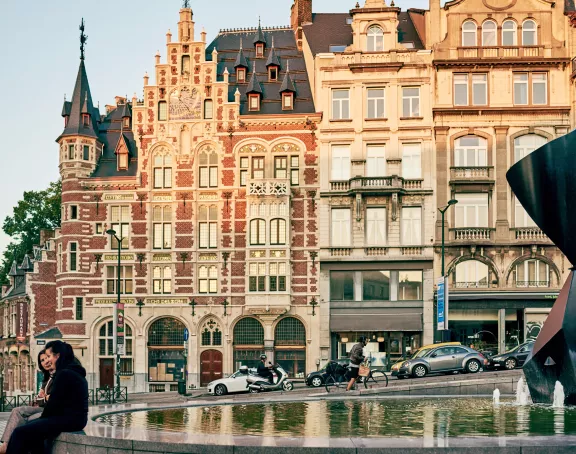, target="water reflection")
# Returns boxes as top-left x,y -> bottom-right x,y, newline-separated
97,398 -> 576,438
